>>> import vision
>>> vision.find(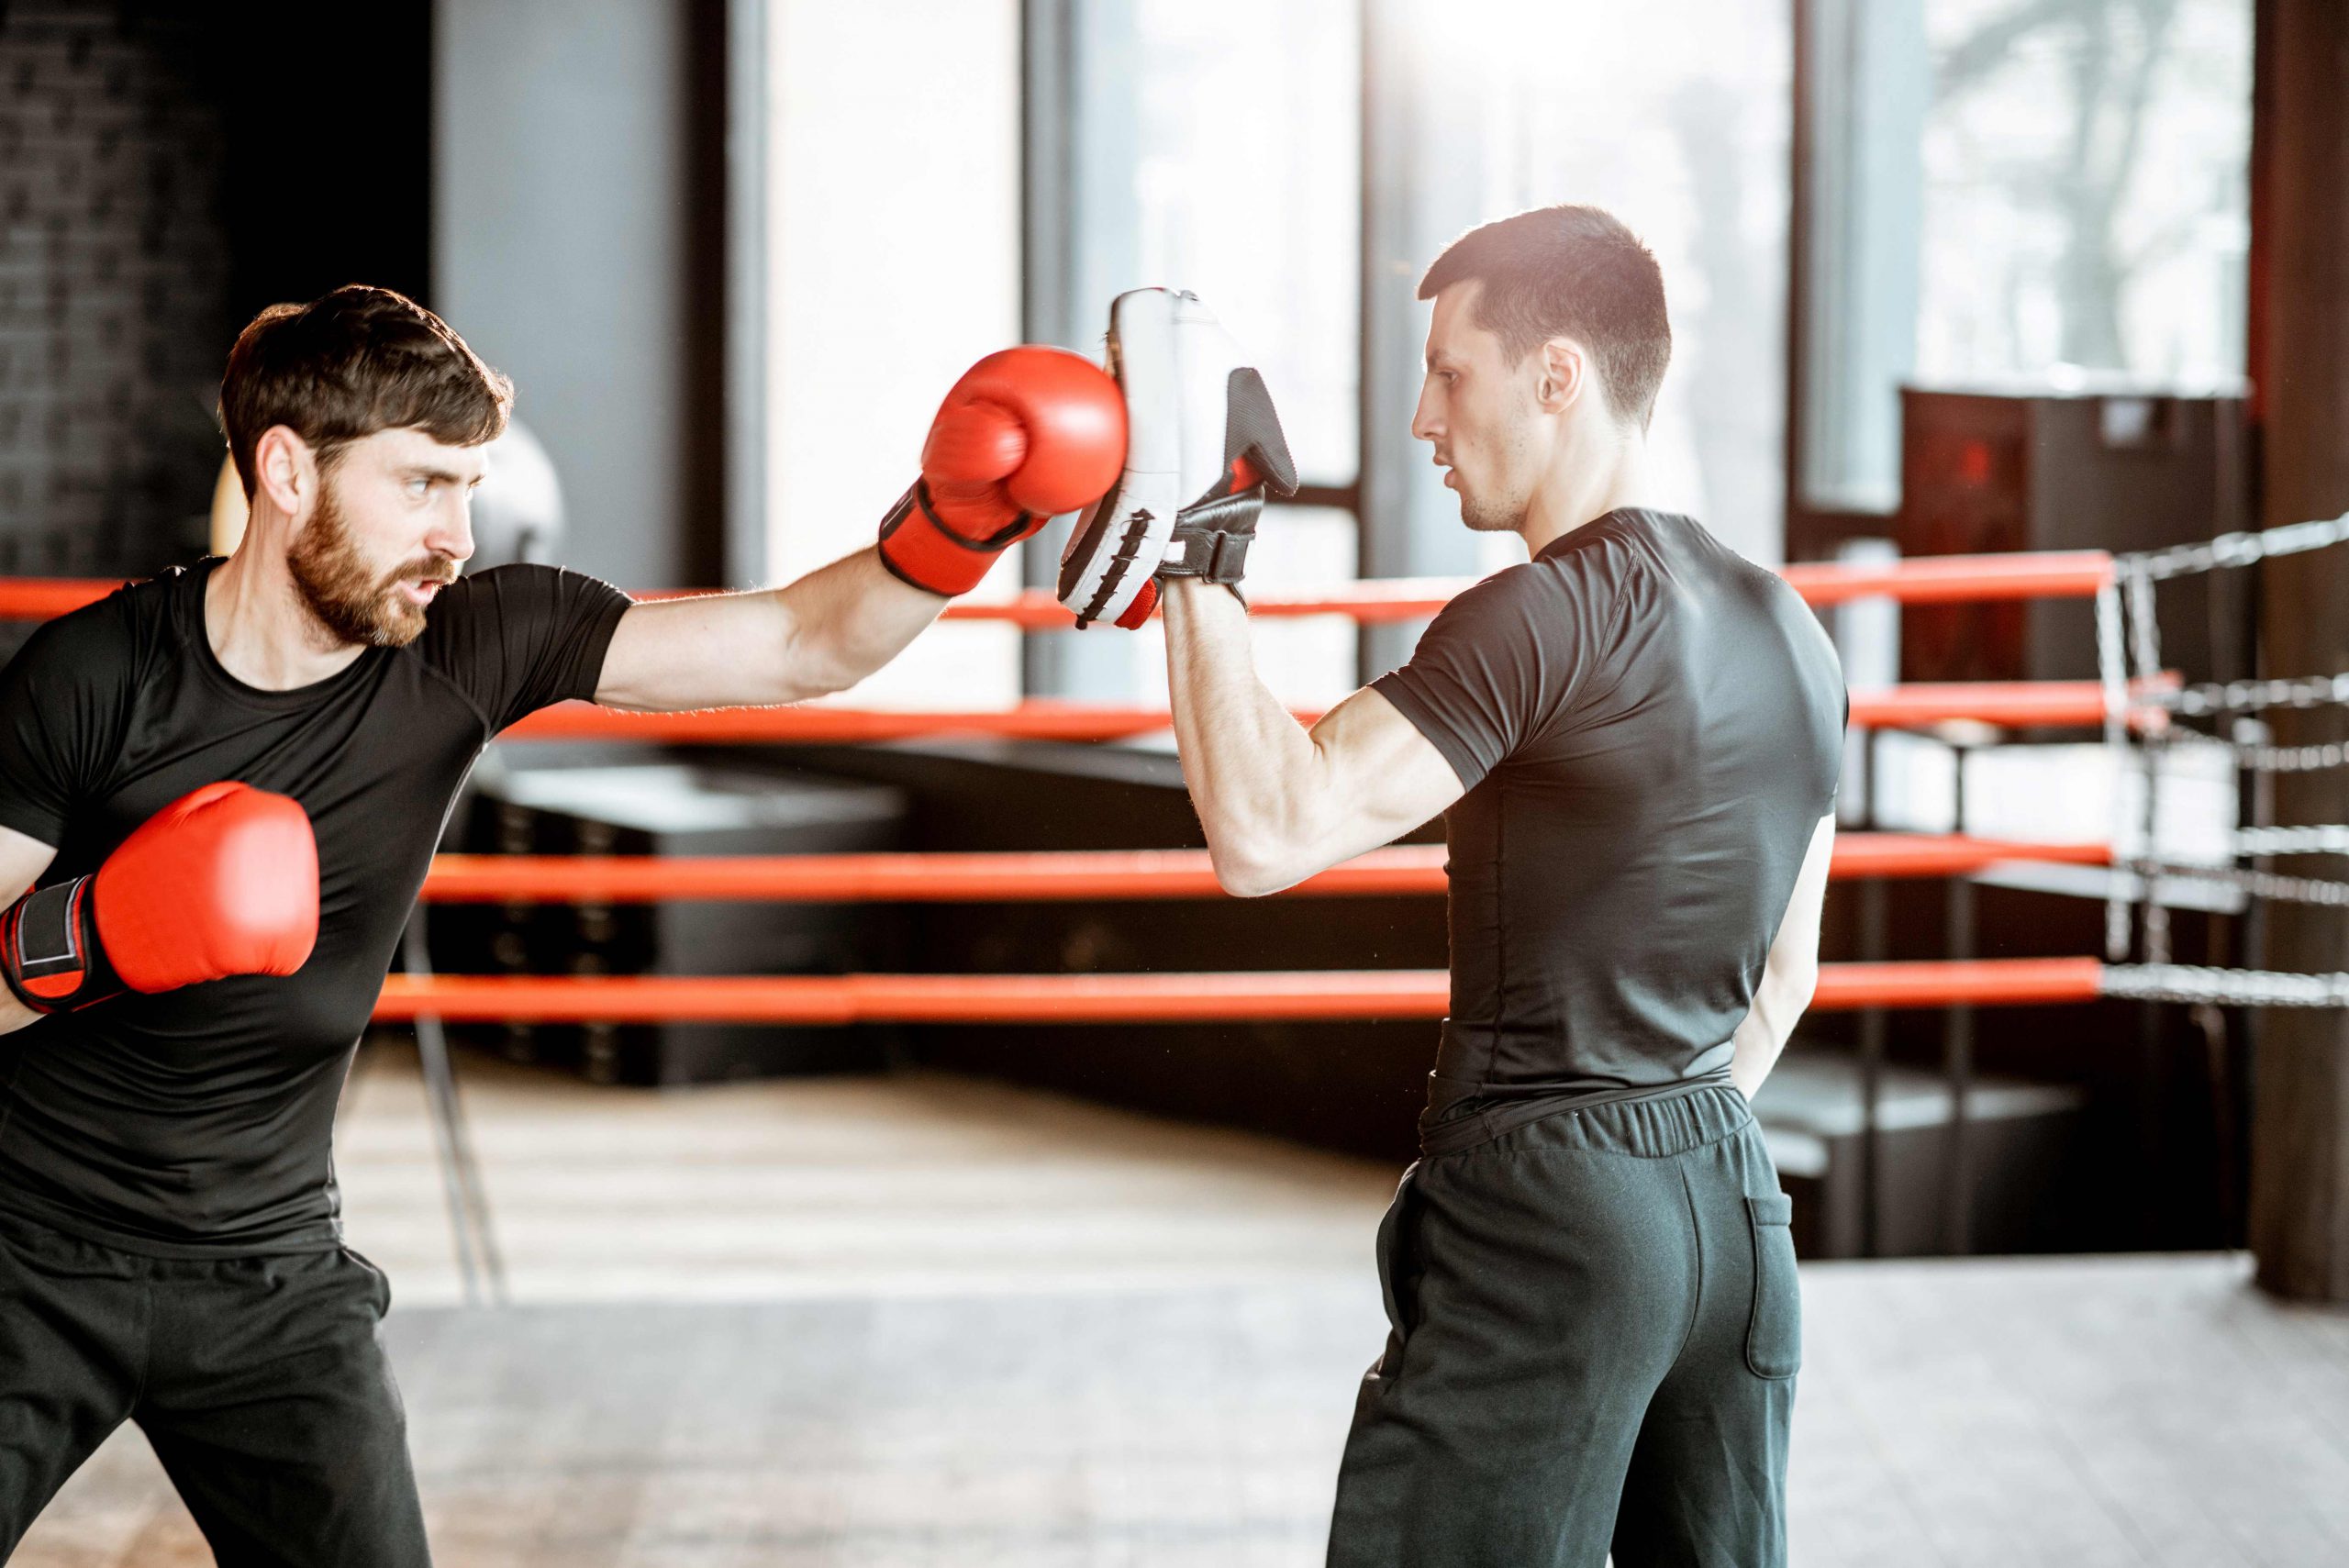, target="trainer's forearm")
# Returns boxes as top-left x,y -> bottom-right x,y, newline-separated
1729,962 -> 1814,1096
1162,579 -> 1328,893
